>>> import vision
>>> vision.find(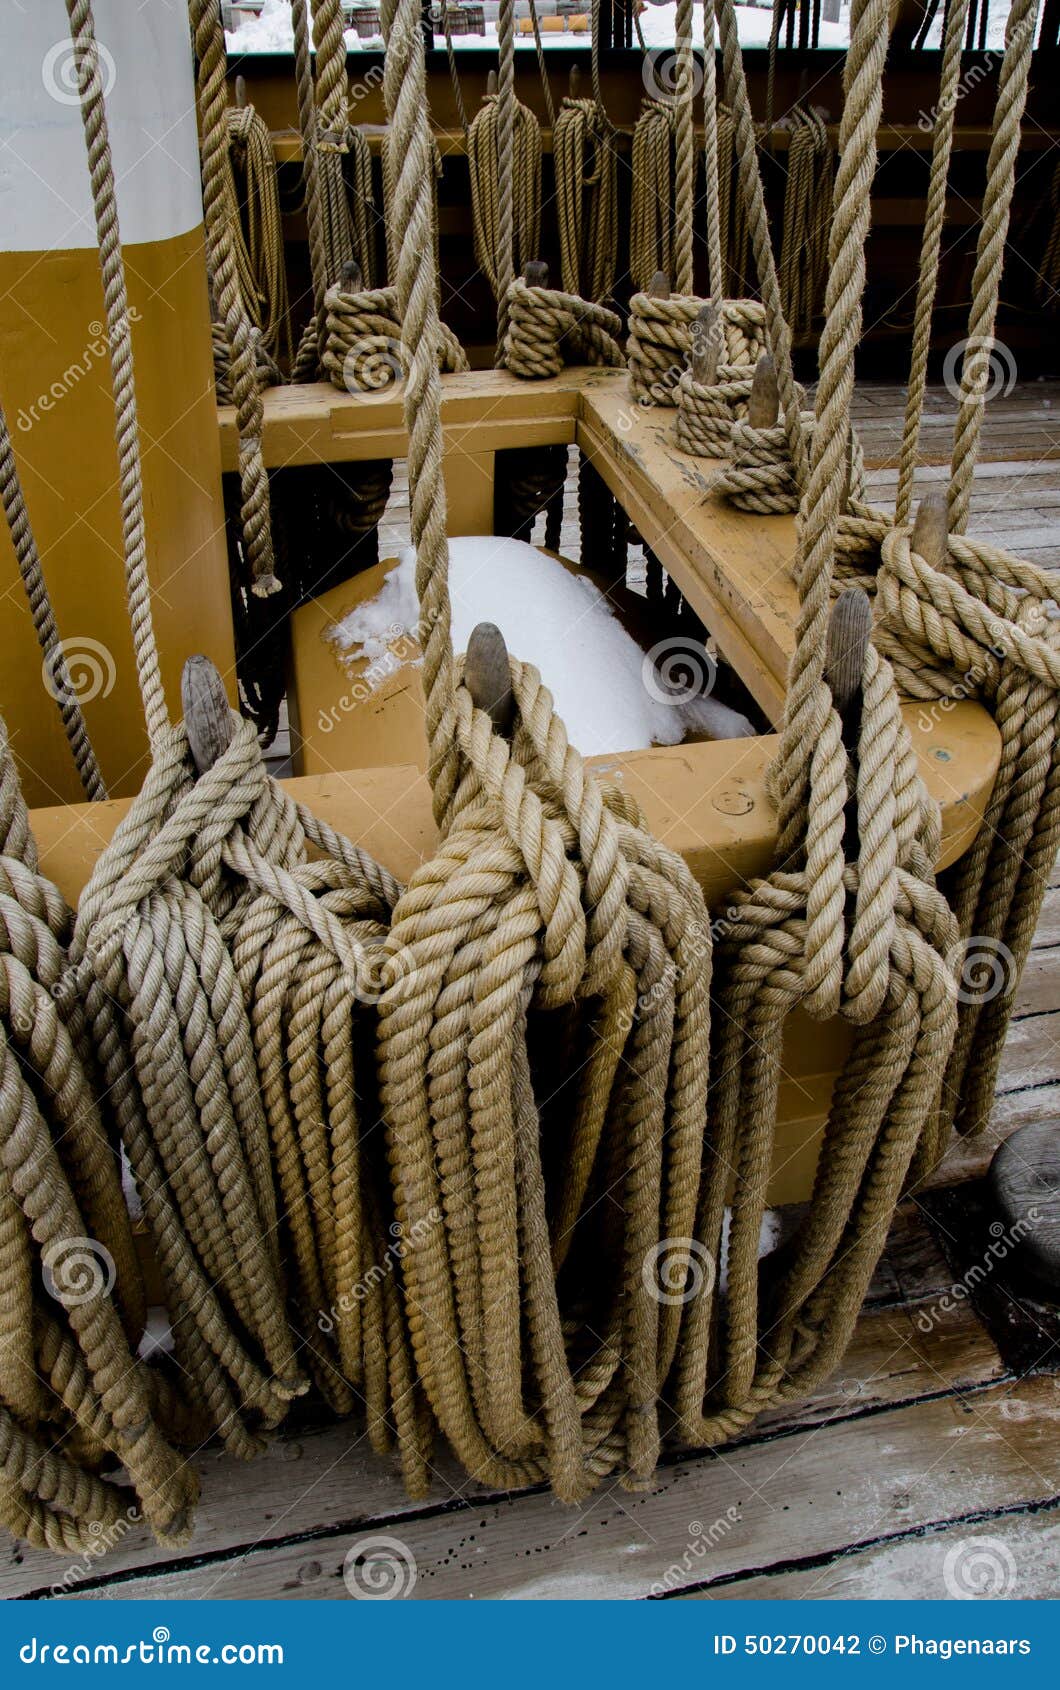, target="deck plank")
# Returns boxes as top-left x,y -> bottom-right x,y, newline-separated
67,1374 -> 1056,1602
